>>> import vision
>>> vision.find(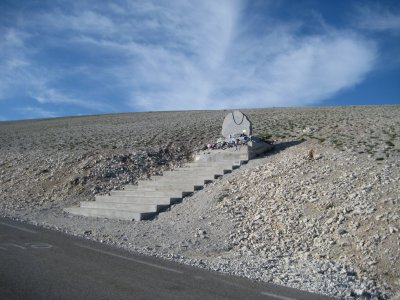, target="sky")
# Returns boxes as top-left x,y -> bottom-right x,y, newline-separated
0,0 -> 399,120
